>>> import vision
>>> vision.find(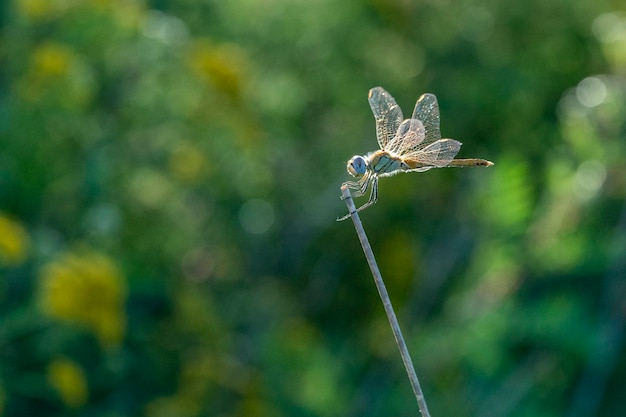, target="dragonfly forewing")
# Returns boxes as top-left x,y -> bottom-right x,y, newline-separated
369,87 -> 404,150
